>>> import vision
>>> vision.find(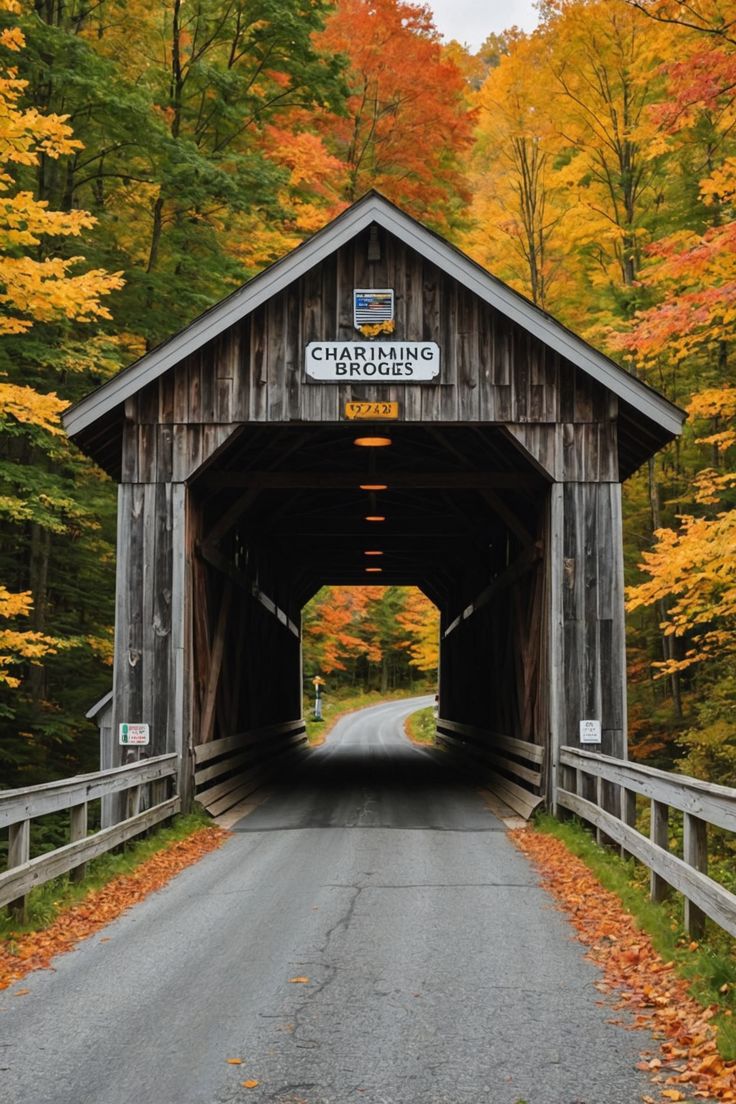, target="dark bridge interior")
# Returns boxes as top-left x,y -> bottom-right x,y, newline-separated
189,424 -> 551,768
